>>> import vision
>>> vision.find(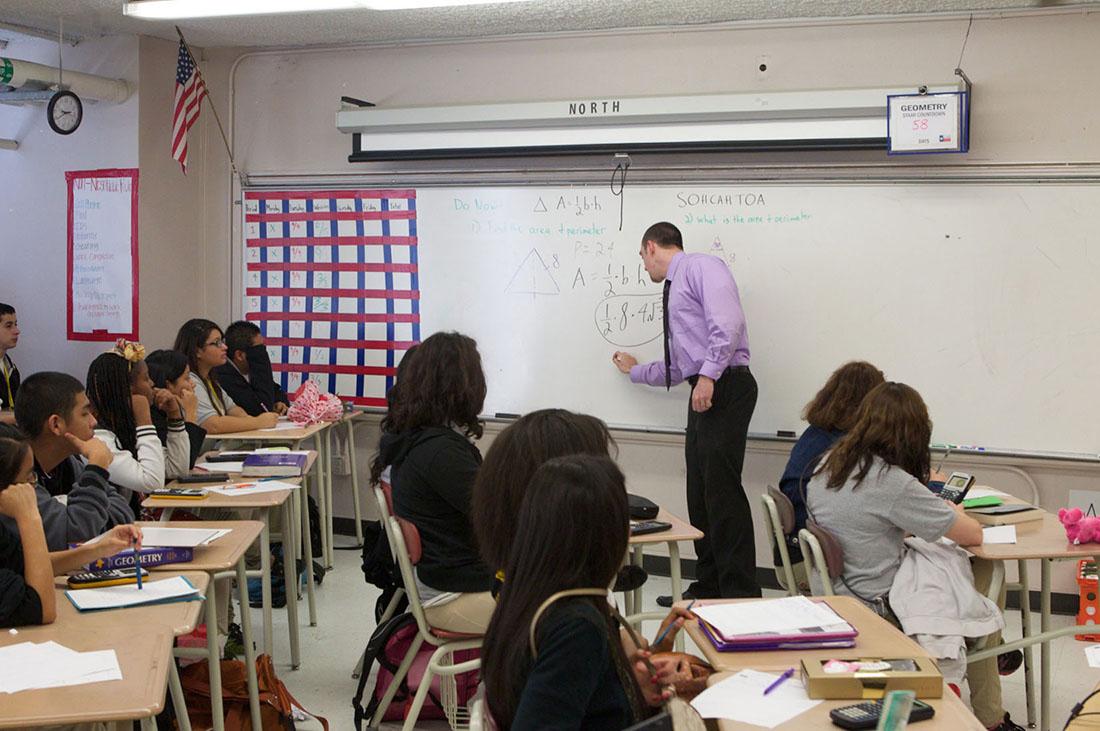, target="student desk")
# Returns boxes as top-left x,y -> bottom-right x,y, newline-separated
338,407 -> 374,547
707,673 -> 985,730
625,508 -> 703,617
682,595 -> 931,673
211,420 -> 336,592
50,572 -> 210,731
968,509 -> 1098,731
146,450 -> 317,667
0,624 -> 174,730
142,520 -> 265,731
